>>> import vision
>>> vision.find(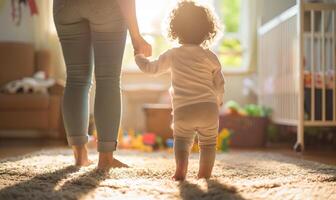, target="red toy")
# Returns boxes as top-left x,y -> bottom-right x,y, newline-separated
142,133 -> 156,146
